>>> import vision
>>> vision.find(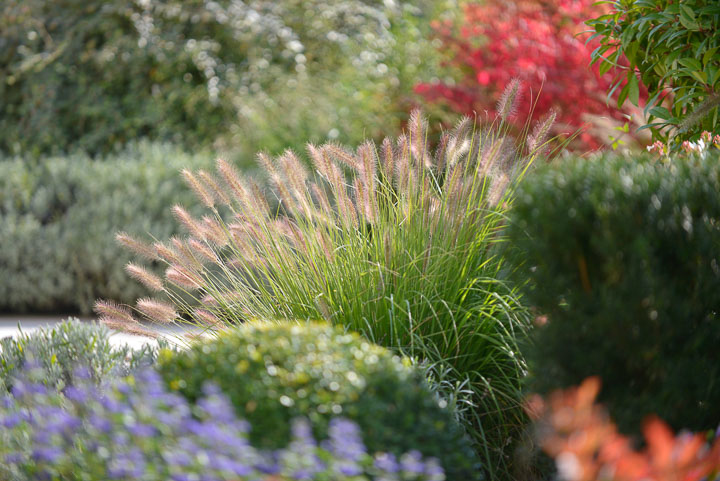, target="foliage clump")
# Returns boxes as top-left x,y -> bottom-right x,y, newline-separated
508,152 -> 720,436
0,363 -> 446,481
587,0 -> 720,145
415,0 -> 640,150
529,377 -> 720,481
0,0 -> 441,156
0,319 -> 160,393
0,142 -> 212,314
101,98 -> 555,480
157,321 -> 479,481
